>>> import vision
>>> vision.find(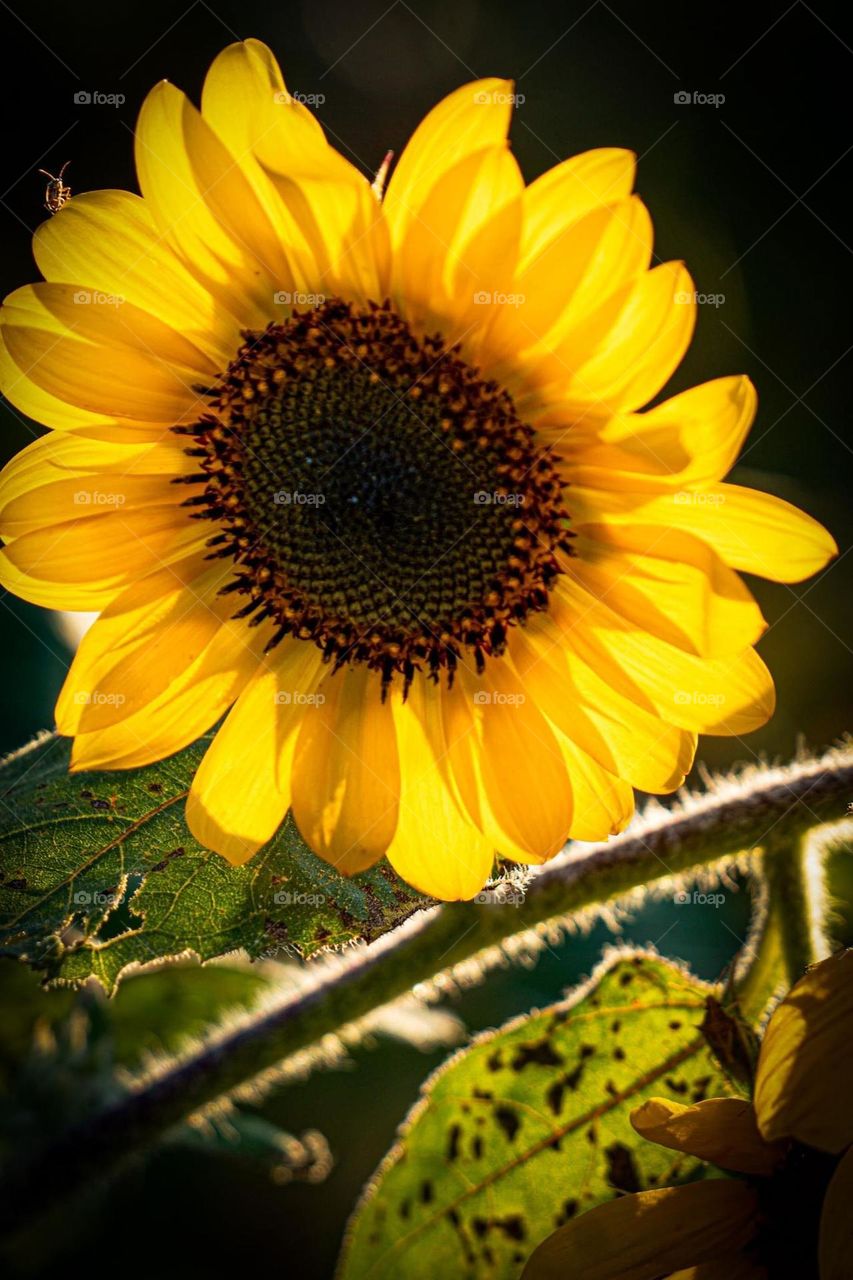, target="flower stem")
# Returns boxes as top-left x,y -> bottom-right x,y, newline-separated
762,828 -> 831,986
1,744 -> 850,1234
